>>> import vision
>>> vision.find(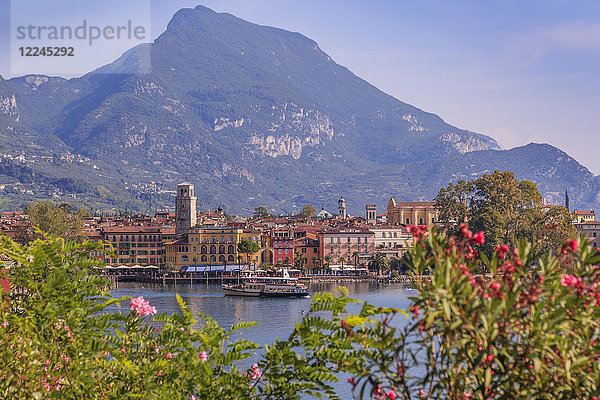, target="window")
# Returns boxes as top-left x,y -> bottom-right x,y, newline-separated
406,218 -> 410,224
393,232 -> 397,238
594,232 -> 597,238
279,249 -> 282,254
419,218 -> 424,225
